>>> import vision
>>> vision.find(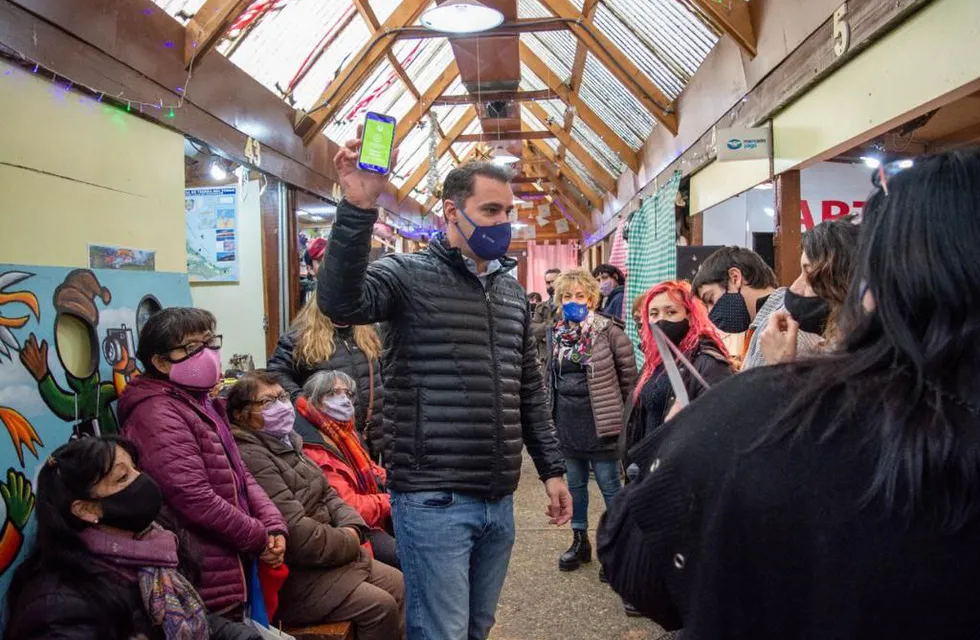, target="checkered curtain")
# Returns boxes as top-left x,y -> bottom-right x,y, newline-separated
624,171 -> 681,368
